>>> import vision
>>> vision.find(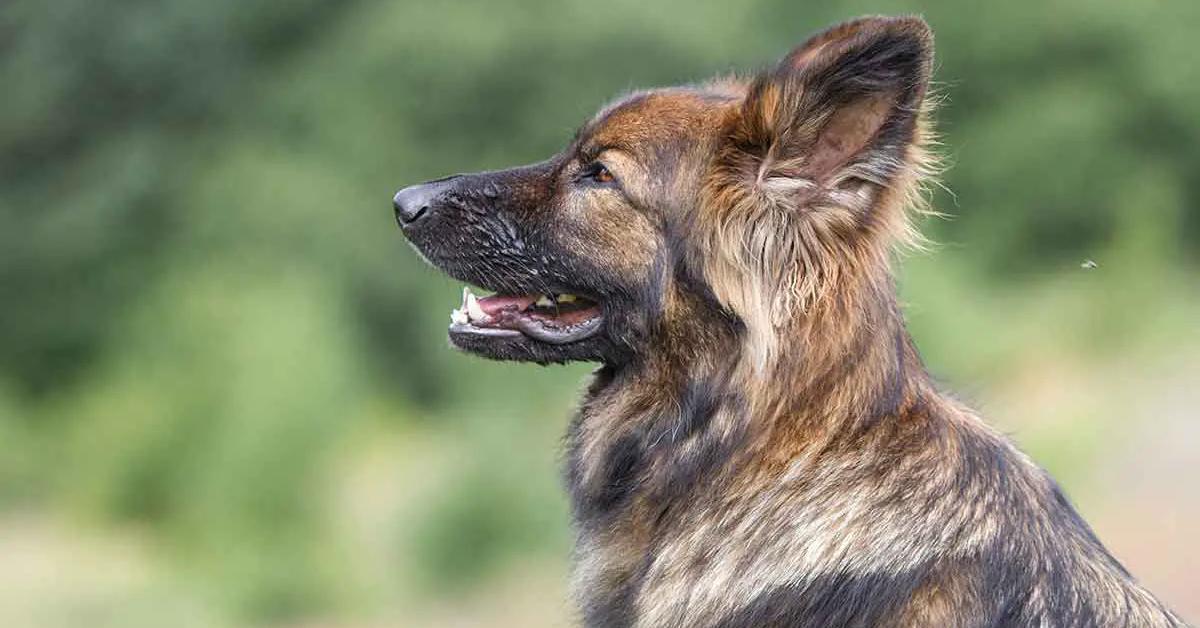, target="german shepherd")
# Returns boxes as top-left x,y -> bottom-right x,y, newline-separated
394,15 -> 1186,628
